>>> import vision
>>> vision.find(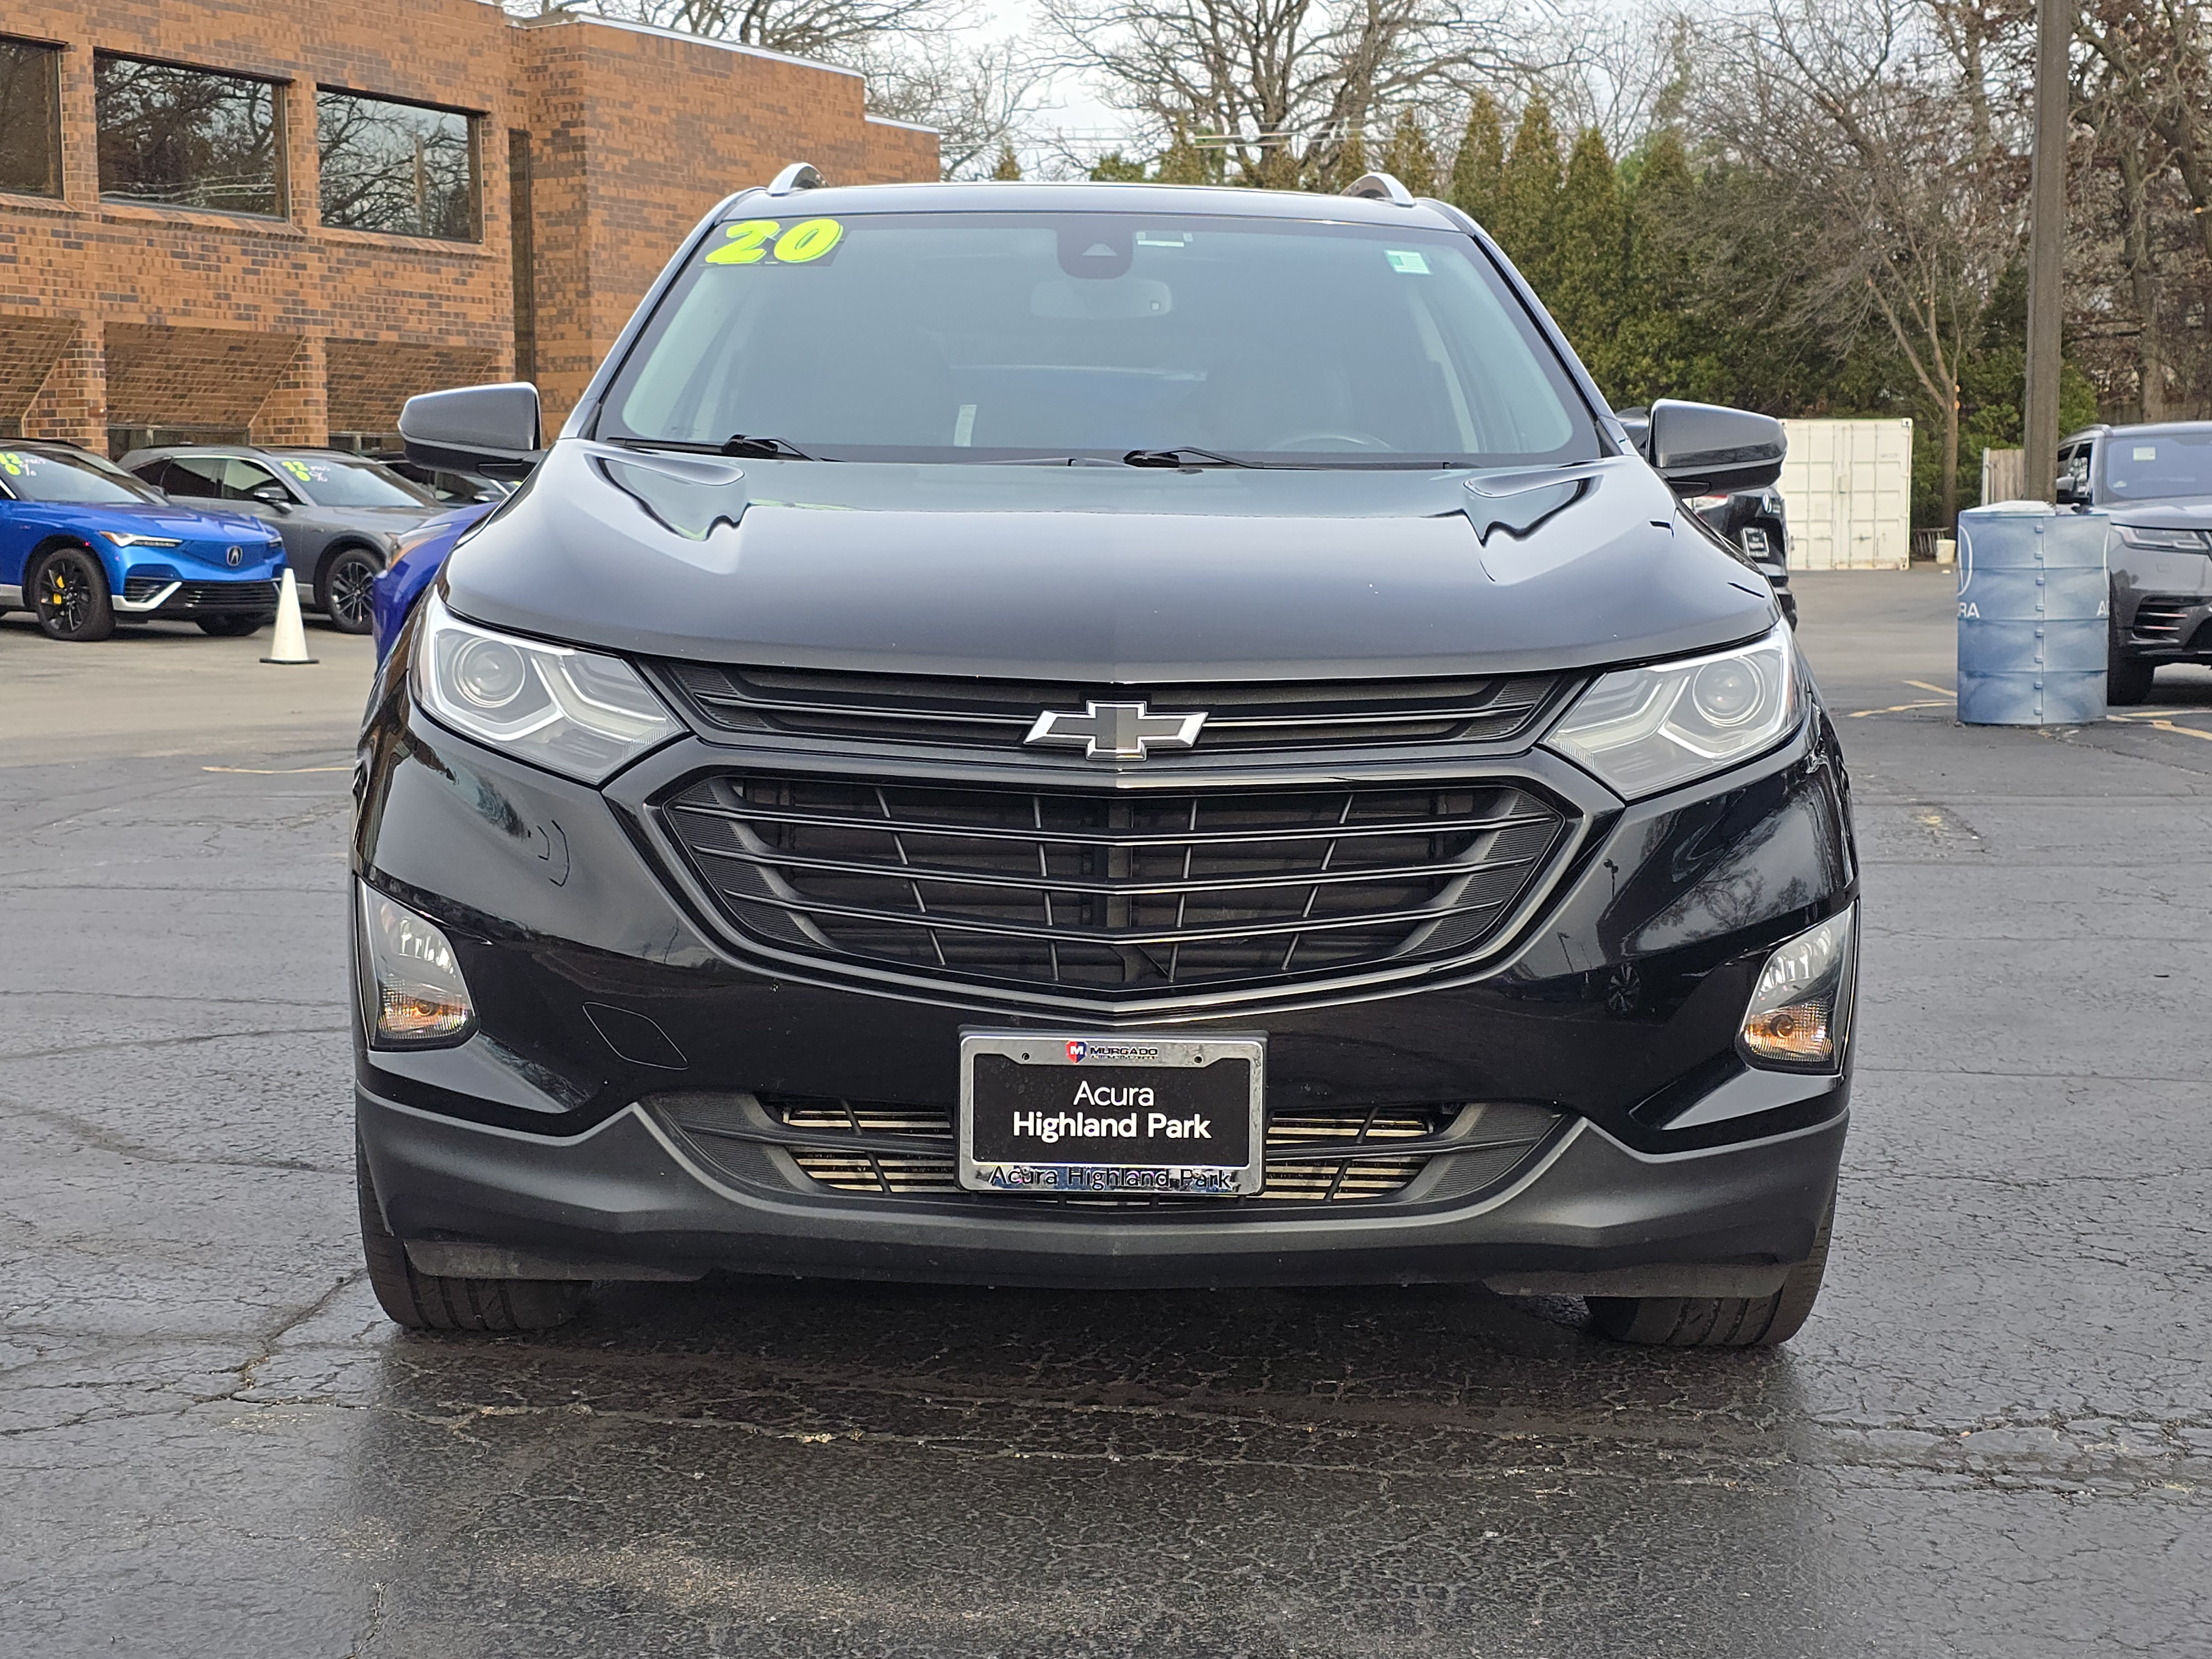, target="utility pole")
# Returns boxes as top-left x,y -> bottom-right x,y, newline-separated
2022,0 -> 2071,502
